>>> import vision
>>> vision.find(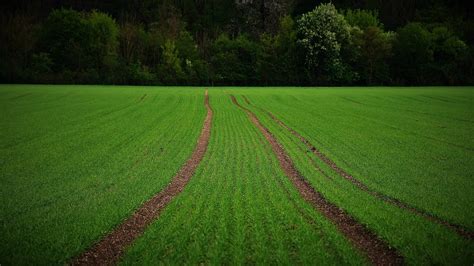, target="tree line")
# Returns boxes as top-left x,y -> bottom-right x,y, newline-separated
1,0 -> 473,86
